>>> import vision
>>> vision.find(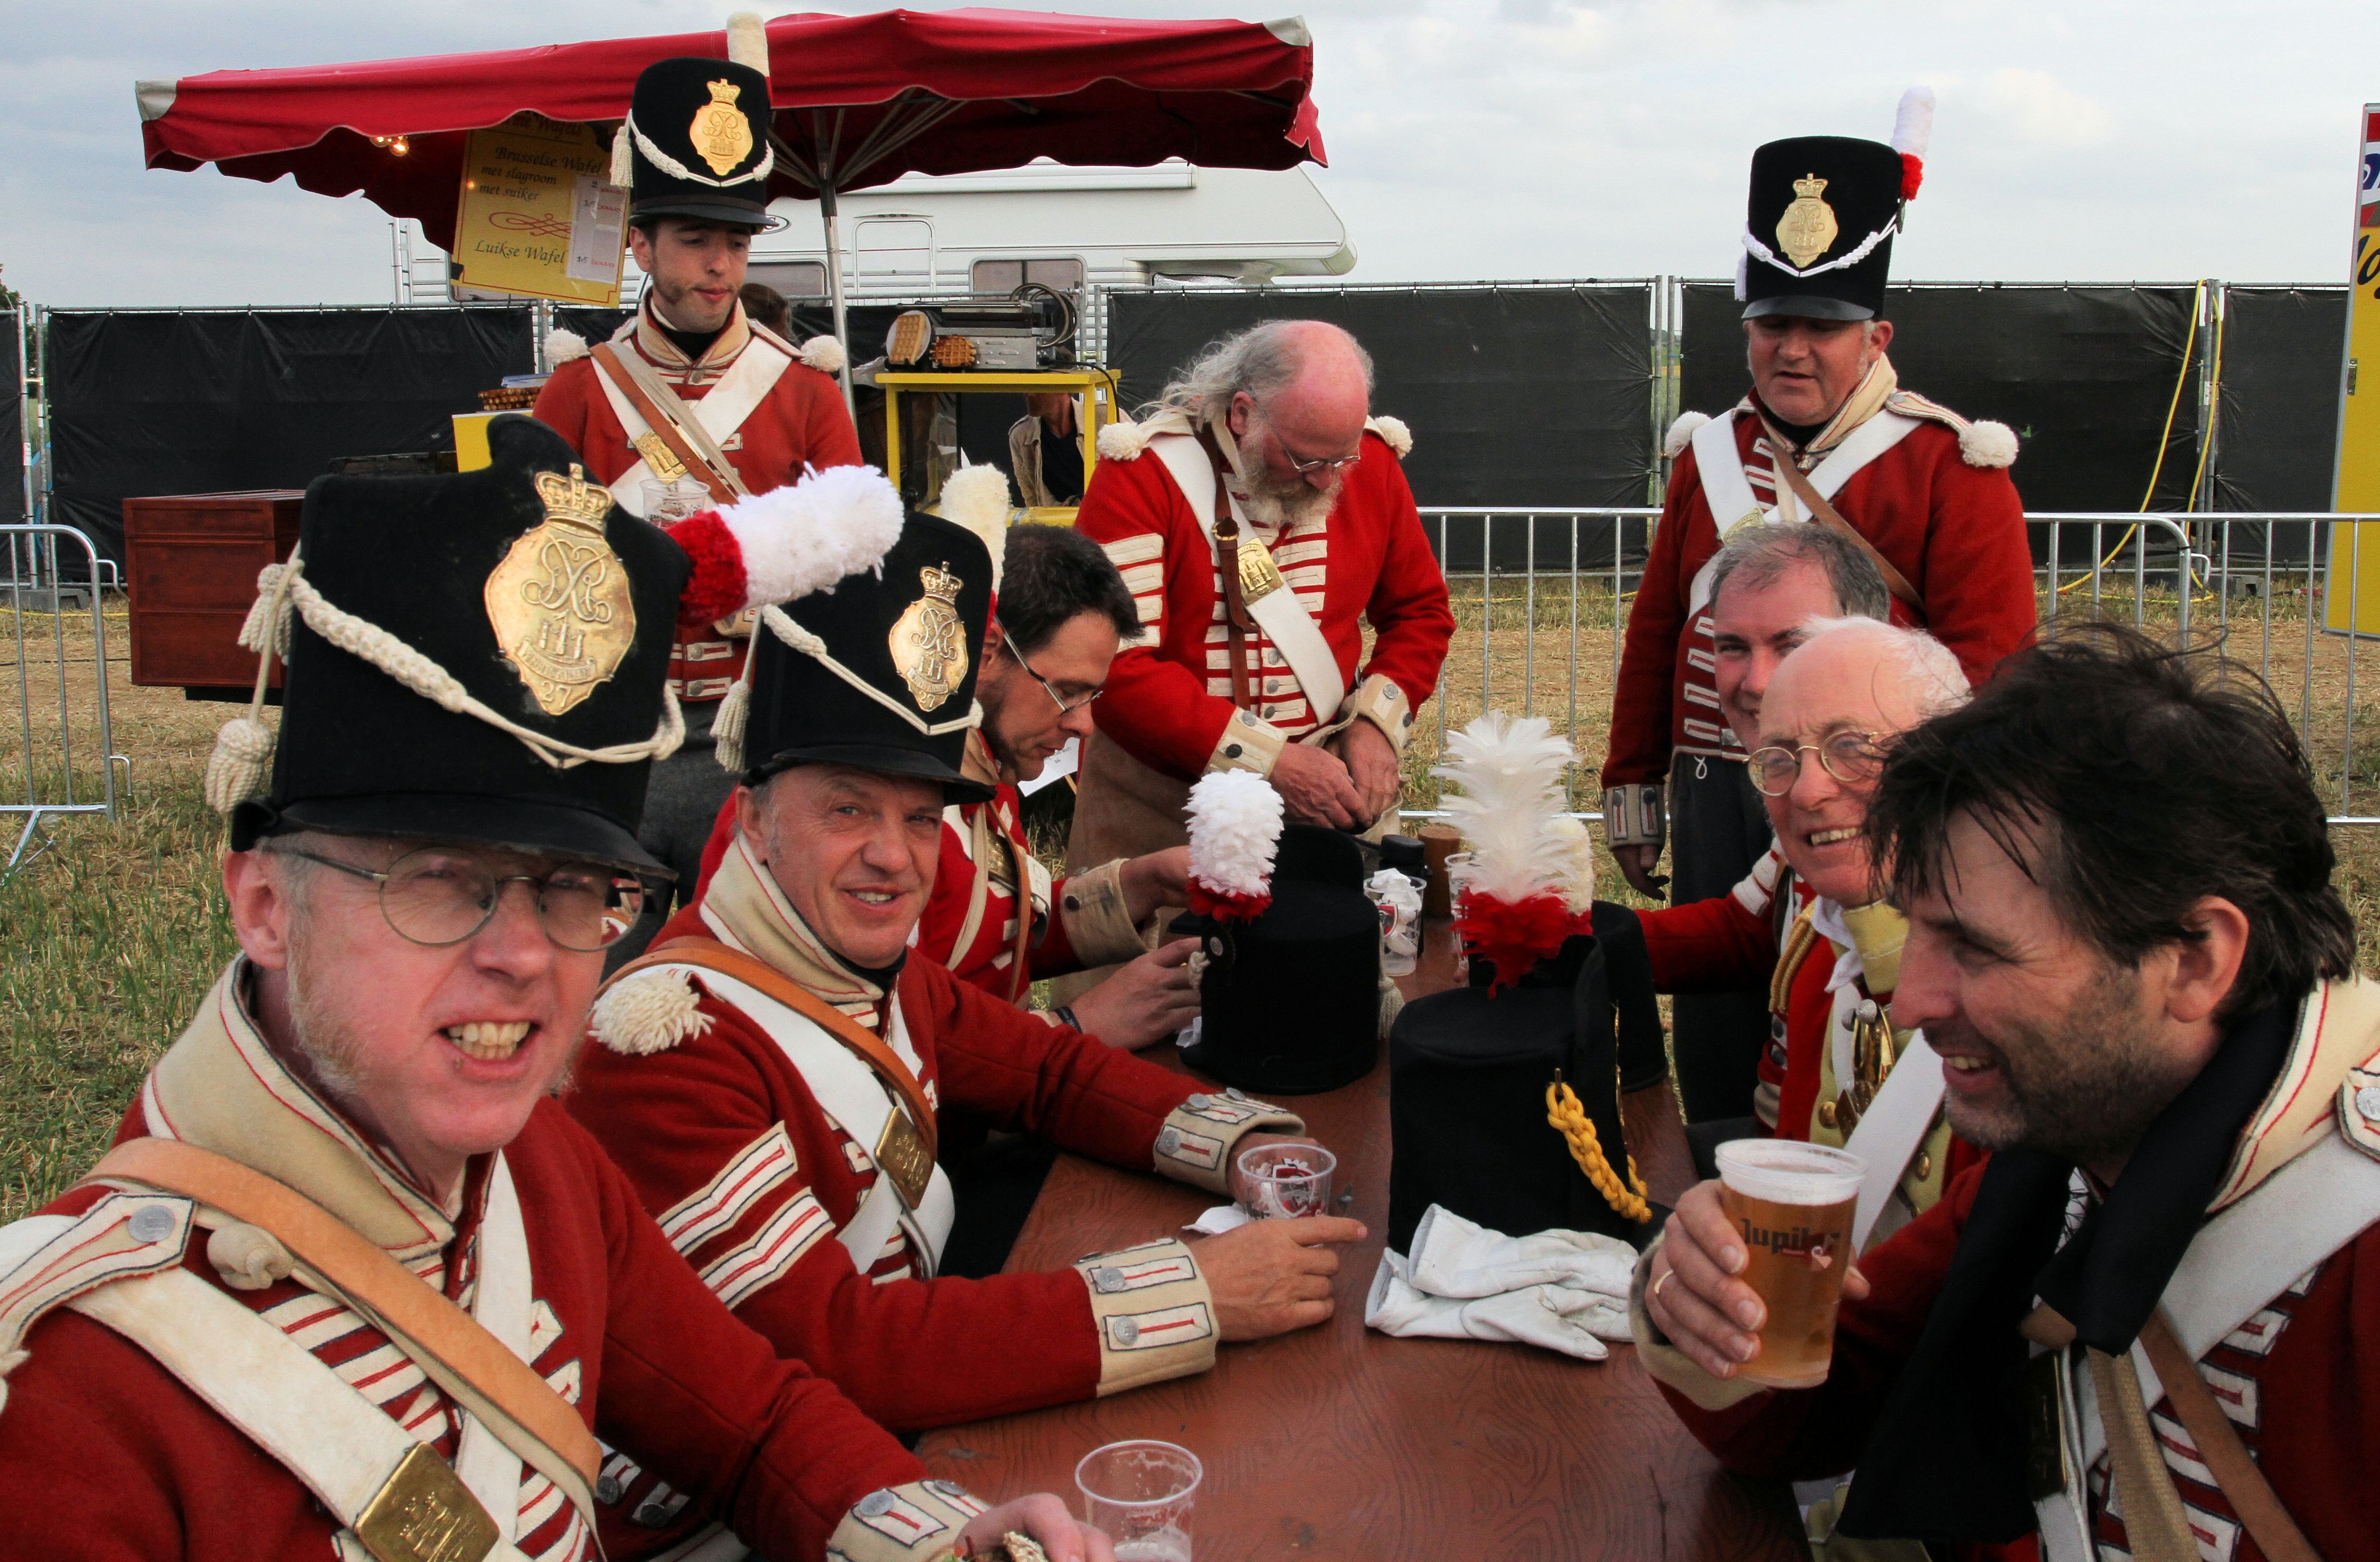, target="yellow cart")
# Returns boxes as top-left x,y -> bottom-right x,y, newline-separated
877,367 -> 1123,526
